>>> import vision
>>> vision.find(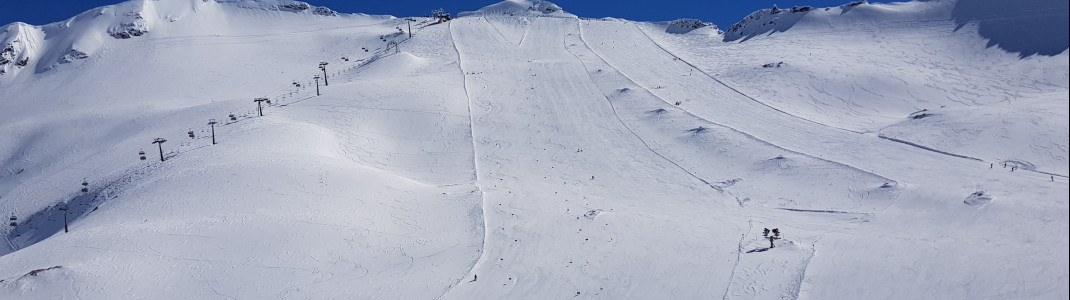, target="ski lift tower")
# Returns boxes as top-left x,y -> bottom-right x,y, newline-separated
313,75 -> 322,96
318,62 -> 329,86
59,203 -> 69,233
387,41 -> 399,53
152,138 -> 168,162
254,98 -> 269,116
208,119 -> 218,145
406,18 -> 417,38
